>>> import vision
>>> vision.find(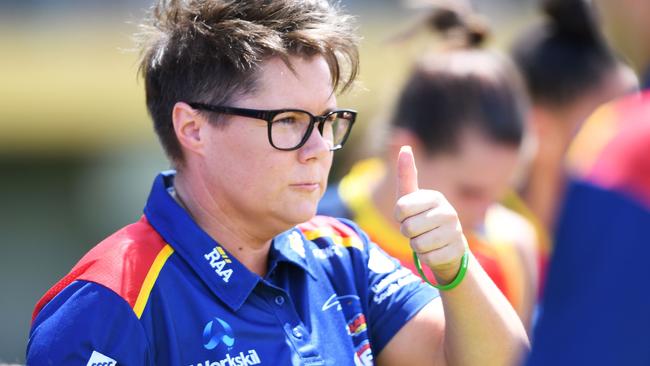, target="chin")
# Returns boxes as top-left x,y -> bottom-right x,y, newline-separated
286,203 -> 318,226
